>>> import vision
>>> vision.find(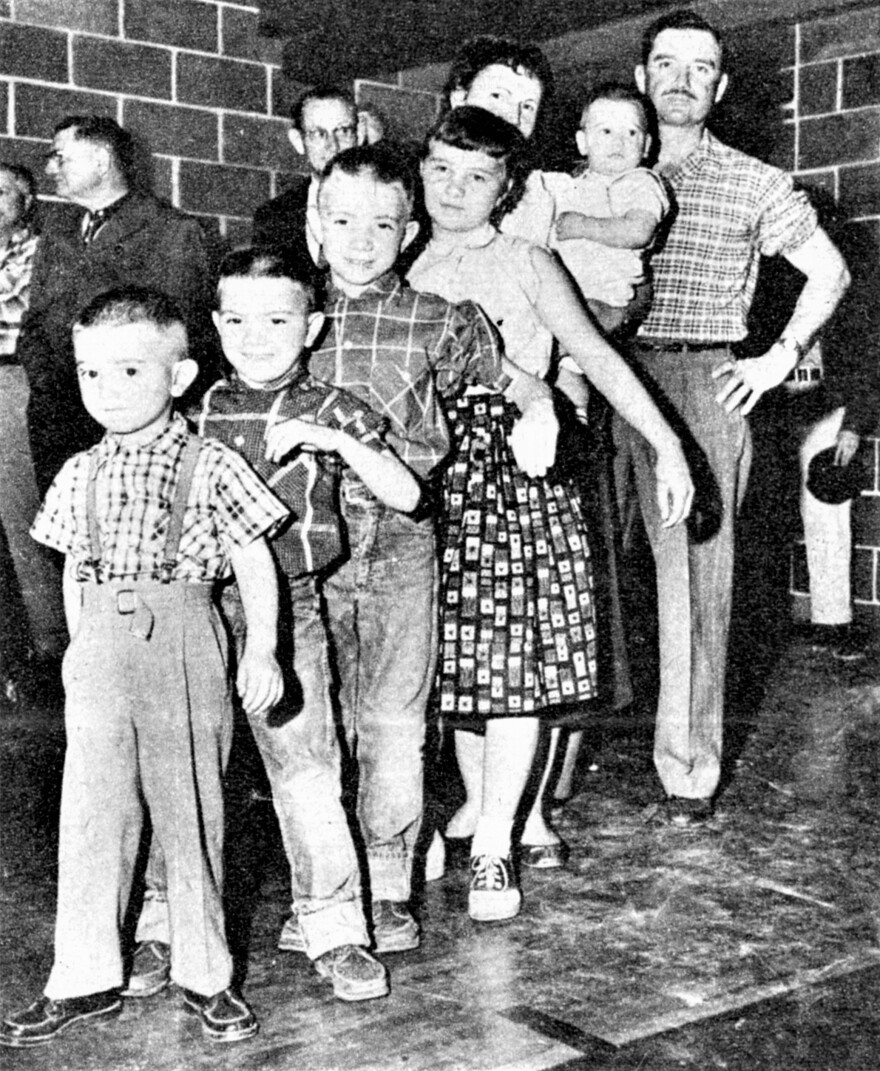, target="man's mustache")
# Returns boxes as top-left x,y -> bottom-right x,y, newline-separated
663,89 -> 698,100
